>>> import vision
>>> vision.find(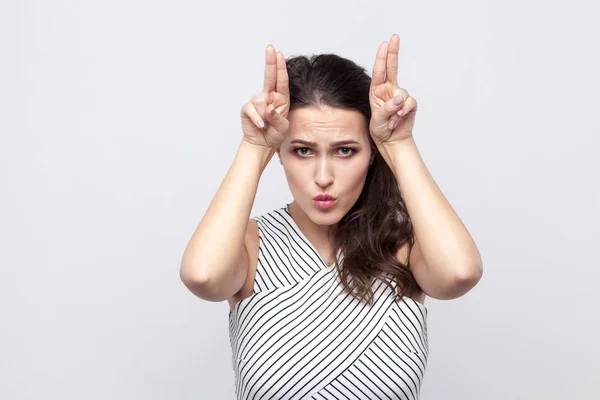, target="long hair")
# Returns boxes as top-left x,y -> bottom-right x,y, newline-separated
285,53 -> 420,306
